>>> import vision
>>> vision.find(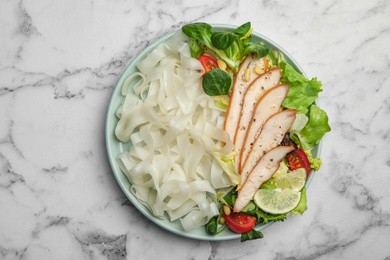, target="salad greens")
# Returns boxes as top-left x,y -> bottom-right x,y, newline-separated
190,40 -> 204,59
182,22 -> 269,73
202,68 -> 232,96
182,22 -> 331,242
267,50 -> 323,114
267,50 -> 331,151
